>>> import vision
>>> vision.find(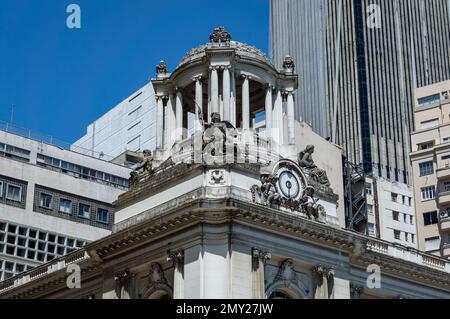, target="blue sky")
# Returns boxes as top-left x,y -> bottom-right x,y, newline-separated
0,0 -> 269,143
